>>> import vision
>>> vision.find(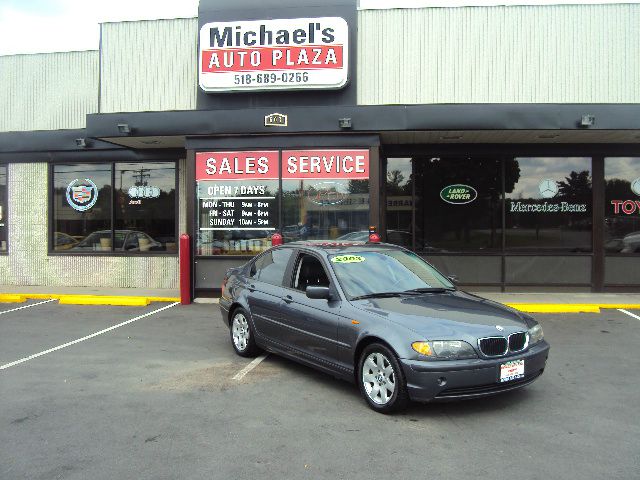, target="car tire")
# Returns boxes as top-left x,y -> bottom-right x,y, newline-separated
230,308 -> 260,358
358,343 -> 409,413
